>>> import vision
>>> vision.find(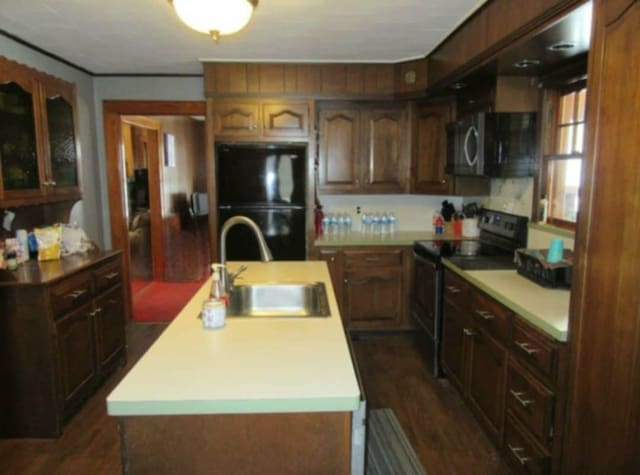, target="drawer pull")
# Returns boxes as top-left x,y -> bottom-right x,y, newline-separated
515,341 -> 540,355
66,288 -> 88,300
447,286 -> 461,294
89,307 -> 102,317
475,309 -> 495,320
507,444 -> 531,465
365,257 -> 381,262
463,328 -> 475,336
104,272 -> 119,280
510,389 -> 534,407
